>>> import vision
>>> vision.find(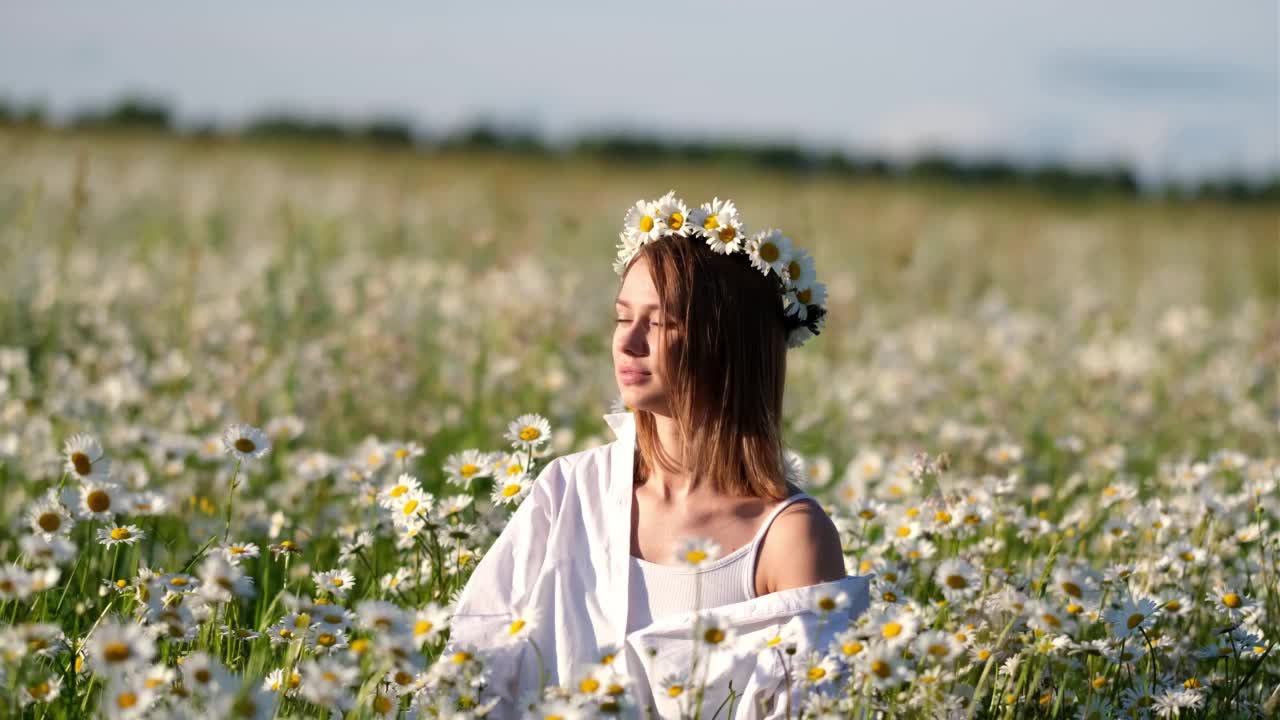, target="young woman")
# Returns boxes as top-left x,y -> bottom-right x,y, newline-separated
448,192 -> 872,719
